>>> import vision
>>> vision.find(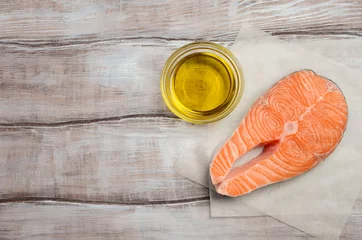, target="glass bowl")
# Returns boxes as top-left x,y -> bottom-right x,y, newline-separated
160,42 -> 244,124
